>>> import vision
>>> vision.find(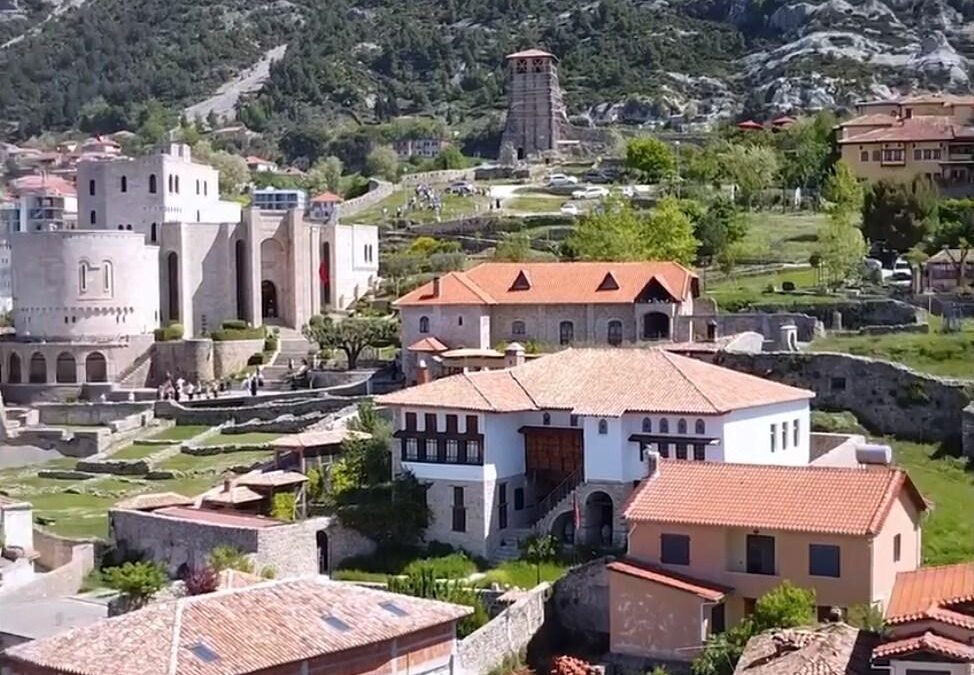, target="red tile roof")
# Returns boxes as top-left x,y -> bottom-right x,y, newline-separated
839,116 -> 967,143
236,471 -> 307,488
151,506 -> 283,529
310,191 -> 343,203
3,578 -> 471,675
377,348 -> 813,415
886,562 -> 974,623
840,113 -> 898,128
9,173 -> 76,197
394,262 -> 698,307
407,336 -> 449,352
608,560 -> 730,601
506,48 -> 555,59
623,461 -> 926,536
872,632 -> 974,662
737,120 -> 764,130
115,492 -> 194,511
737,623 -> 880,675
